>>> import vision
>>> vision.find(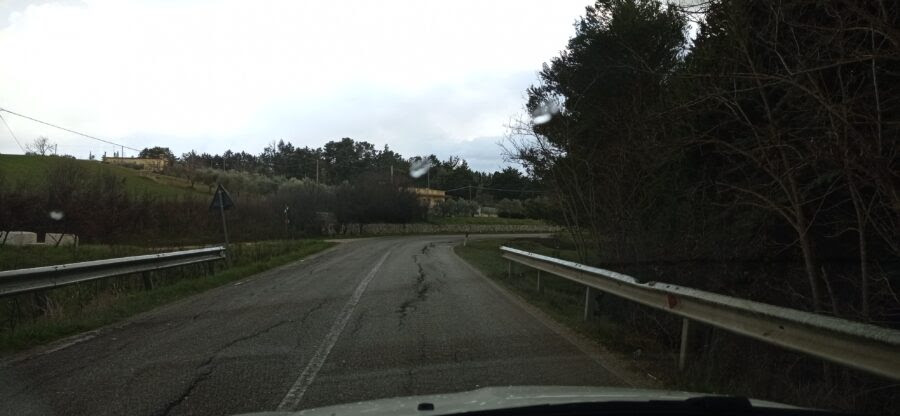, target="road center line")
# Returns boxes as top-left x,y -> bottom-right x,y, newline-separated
277,249 -> 392,411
